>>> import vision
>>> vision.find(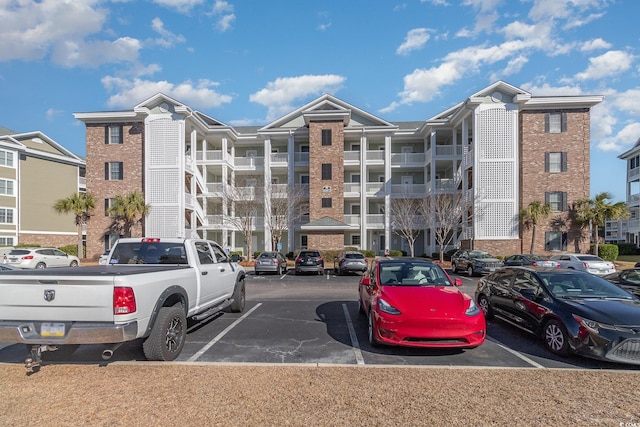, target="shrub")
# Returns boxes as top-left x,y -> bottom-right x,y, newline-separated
616,243 -> 636,256
58,245 -> 78,257
389,250 -> 403,257
591,244 -> 618,261
16,243 -> 41,248
361,250 -> 376,258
